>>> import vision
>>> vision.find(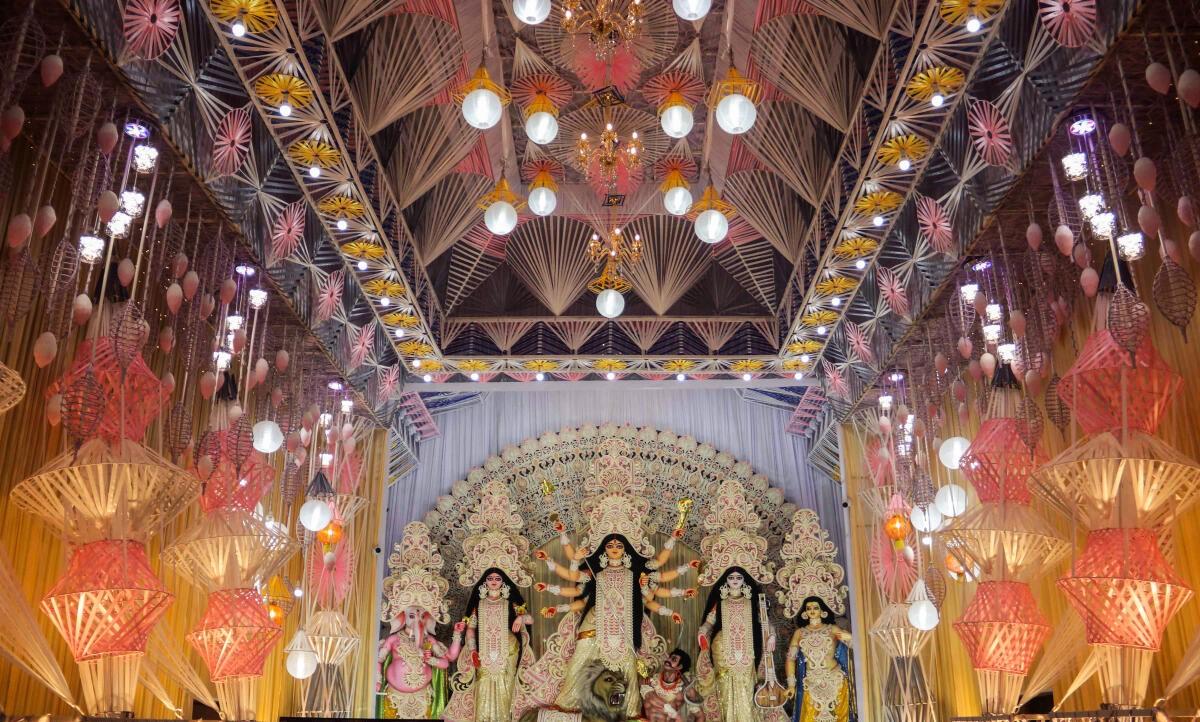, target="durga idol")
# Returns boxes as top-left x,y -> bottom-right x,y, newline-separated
513,439 -> 698,719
